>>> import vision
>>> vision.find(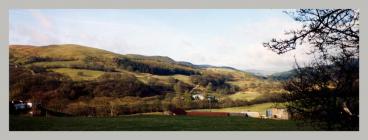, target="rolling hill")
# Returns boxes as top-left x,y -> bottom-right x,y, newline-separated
9,44 -> 285,116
